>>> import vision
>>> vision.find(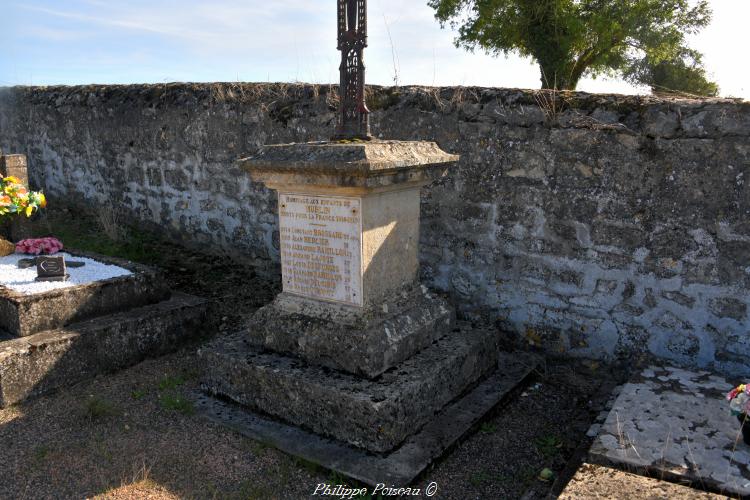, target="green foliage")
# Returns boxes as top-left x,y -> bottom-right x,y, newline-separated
469,470 -> 493,486
33,217 -> 160,264
479,422 -> 498,433
158,375 -> 186,391
84,396 -> 120,421
159,393 -> 195,415
131,389 -> 147,400
534,434 -> 563,457
624,50 -> 719,96
428,0 -> 713,91
32,445 -> 51,465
